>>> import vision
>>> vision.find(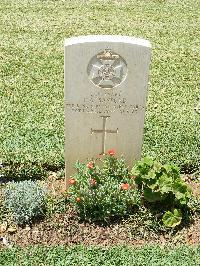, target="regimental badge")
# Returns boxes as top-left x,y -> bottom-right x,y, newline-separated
87,49 -> 127,89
